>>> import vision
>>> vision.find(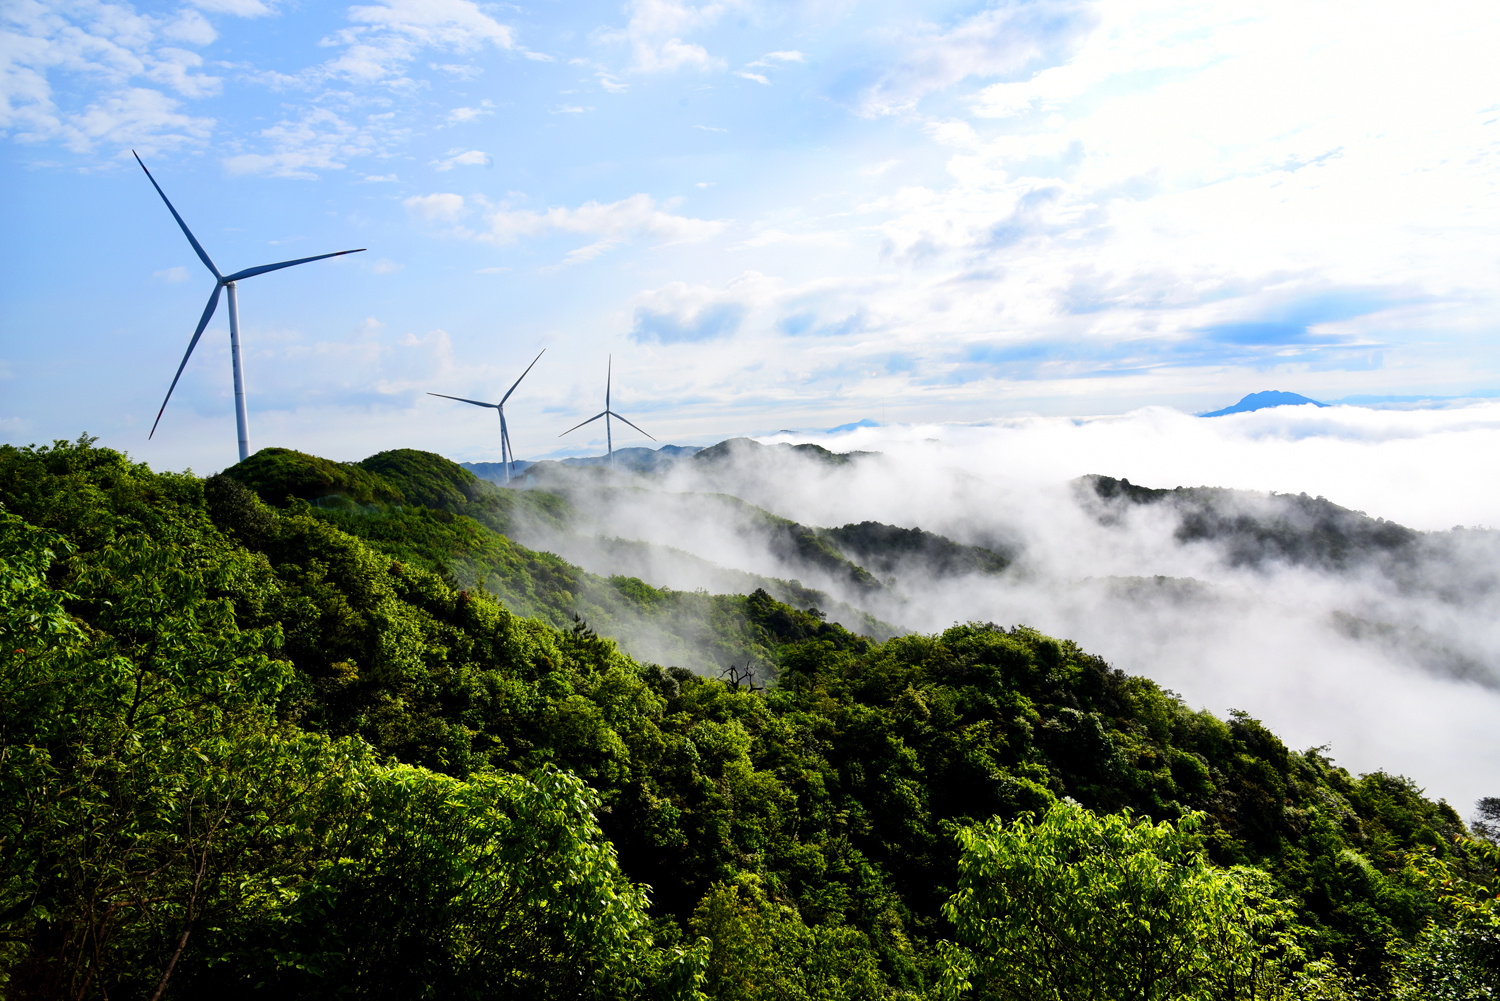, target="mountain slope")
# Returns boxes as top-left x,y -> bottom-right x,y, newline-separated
1200,390 -> 1328,416
0,436 -> 1488,997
